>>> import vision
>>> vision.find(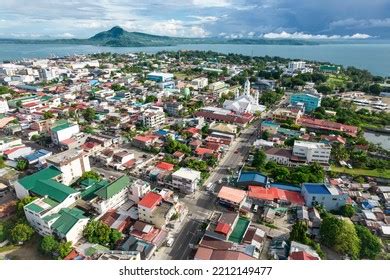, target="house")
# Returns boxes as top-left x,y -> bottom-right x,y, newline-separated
138,191 -> 175,229
195,107 -> 254,128
91,175 -> 132,214
264,147 -> 292,166
0,136 -> 22,153
50,121 -> 80,145
247,186 -> 304,206
194,247 -> 256,260
288,241 -> 320,260
24,149 -> 52,165
237,171 -> 268,188
3,145 -> 33,160
217,186 -> 247,210
171,167 -> 201,194
132,135 -> 158,150
46,148 -> 91,185
301,183 -> 348,211
292,141 -> 331,165
298,116 -> 358,137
